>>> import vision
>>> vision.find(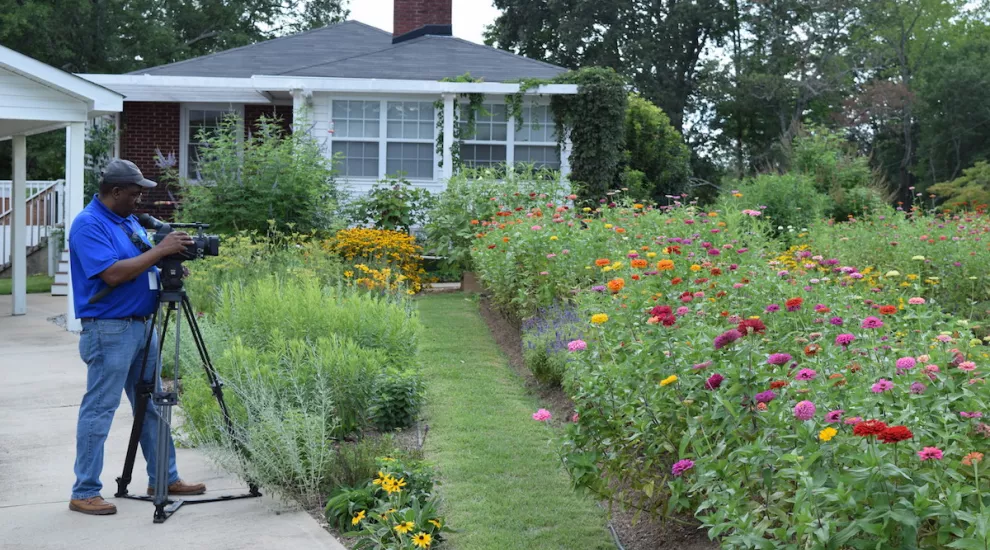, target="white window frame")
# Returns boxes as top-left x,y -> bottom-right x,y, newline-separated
459,100 -> 511,169
513,100 -> 561,170
327,95 -> 441,183
179,102 -> 245,181
457,98 -> 561,172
